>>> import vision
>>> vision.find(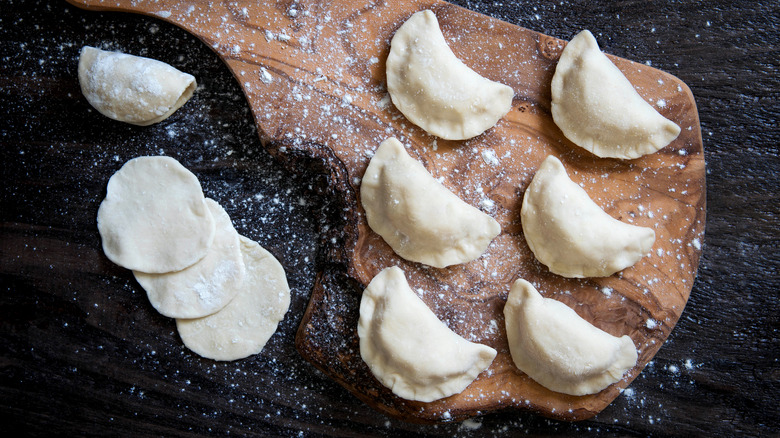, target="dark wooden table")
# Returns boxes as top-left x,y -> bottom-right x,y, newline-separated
1,0 -> 777,436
